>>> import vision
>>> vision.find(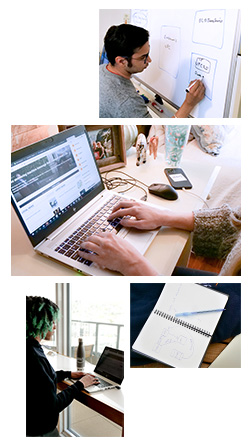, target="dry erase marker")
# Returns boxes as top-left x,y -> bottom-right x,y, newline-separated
185,76 -> 204,93
152,102 -> 163,113
185,79 -> 199,93
175,309 -> 226,317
